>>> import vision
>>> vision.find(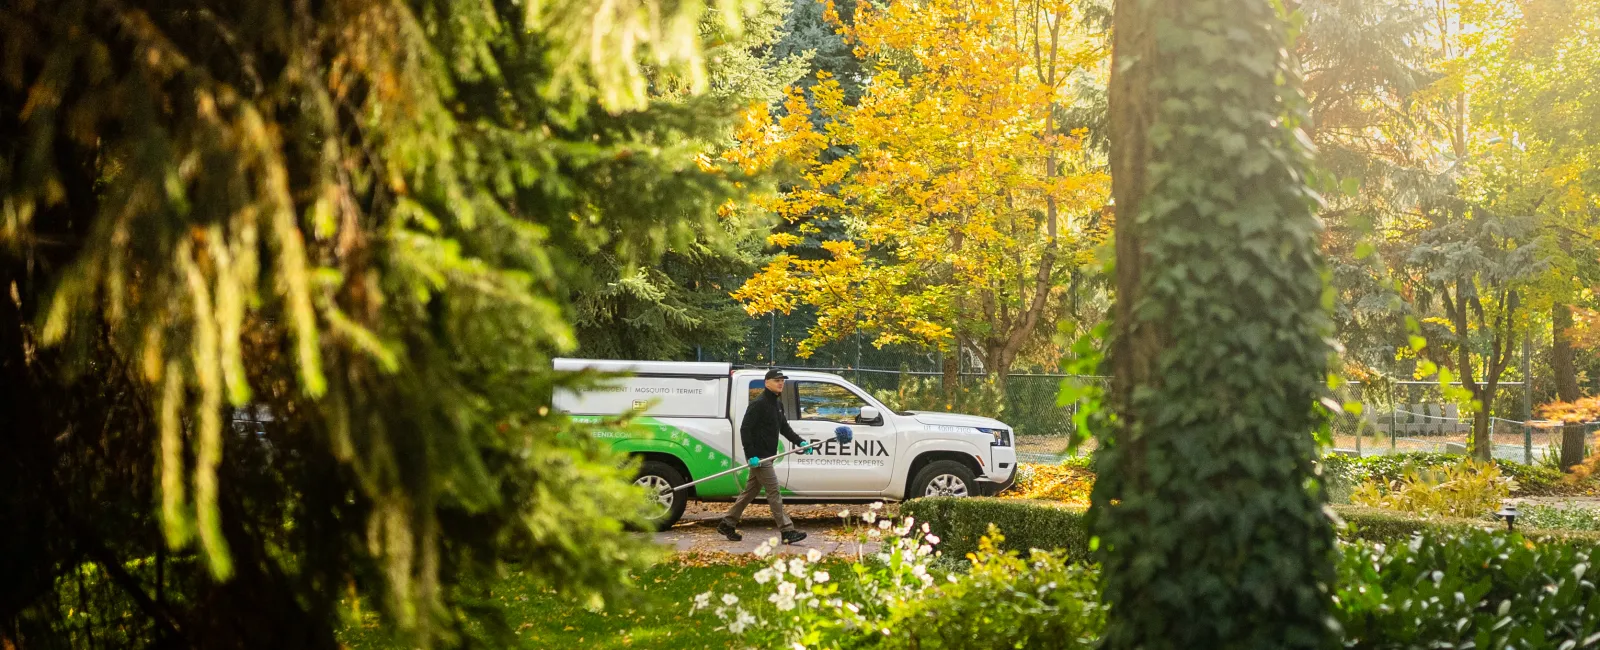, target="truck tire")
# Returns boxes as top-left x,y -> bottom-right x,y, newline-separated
910,460 -> 977,499
634,459 -> 689,531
